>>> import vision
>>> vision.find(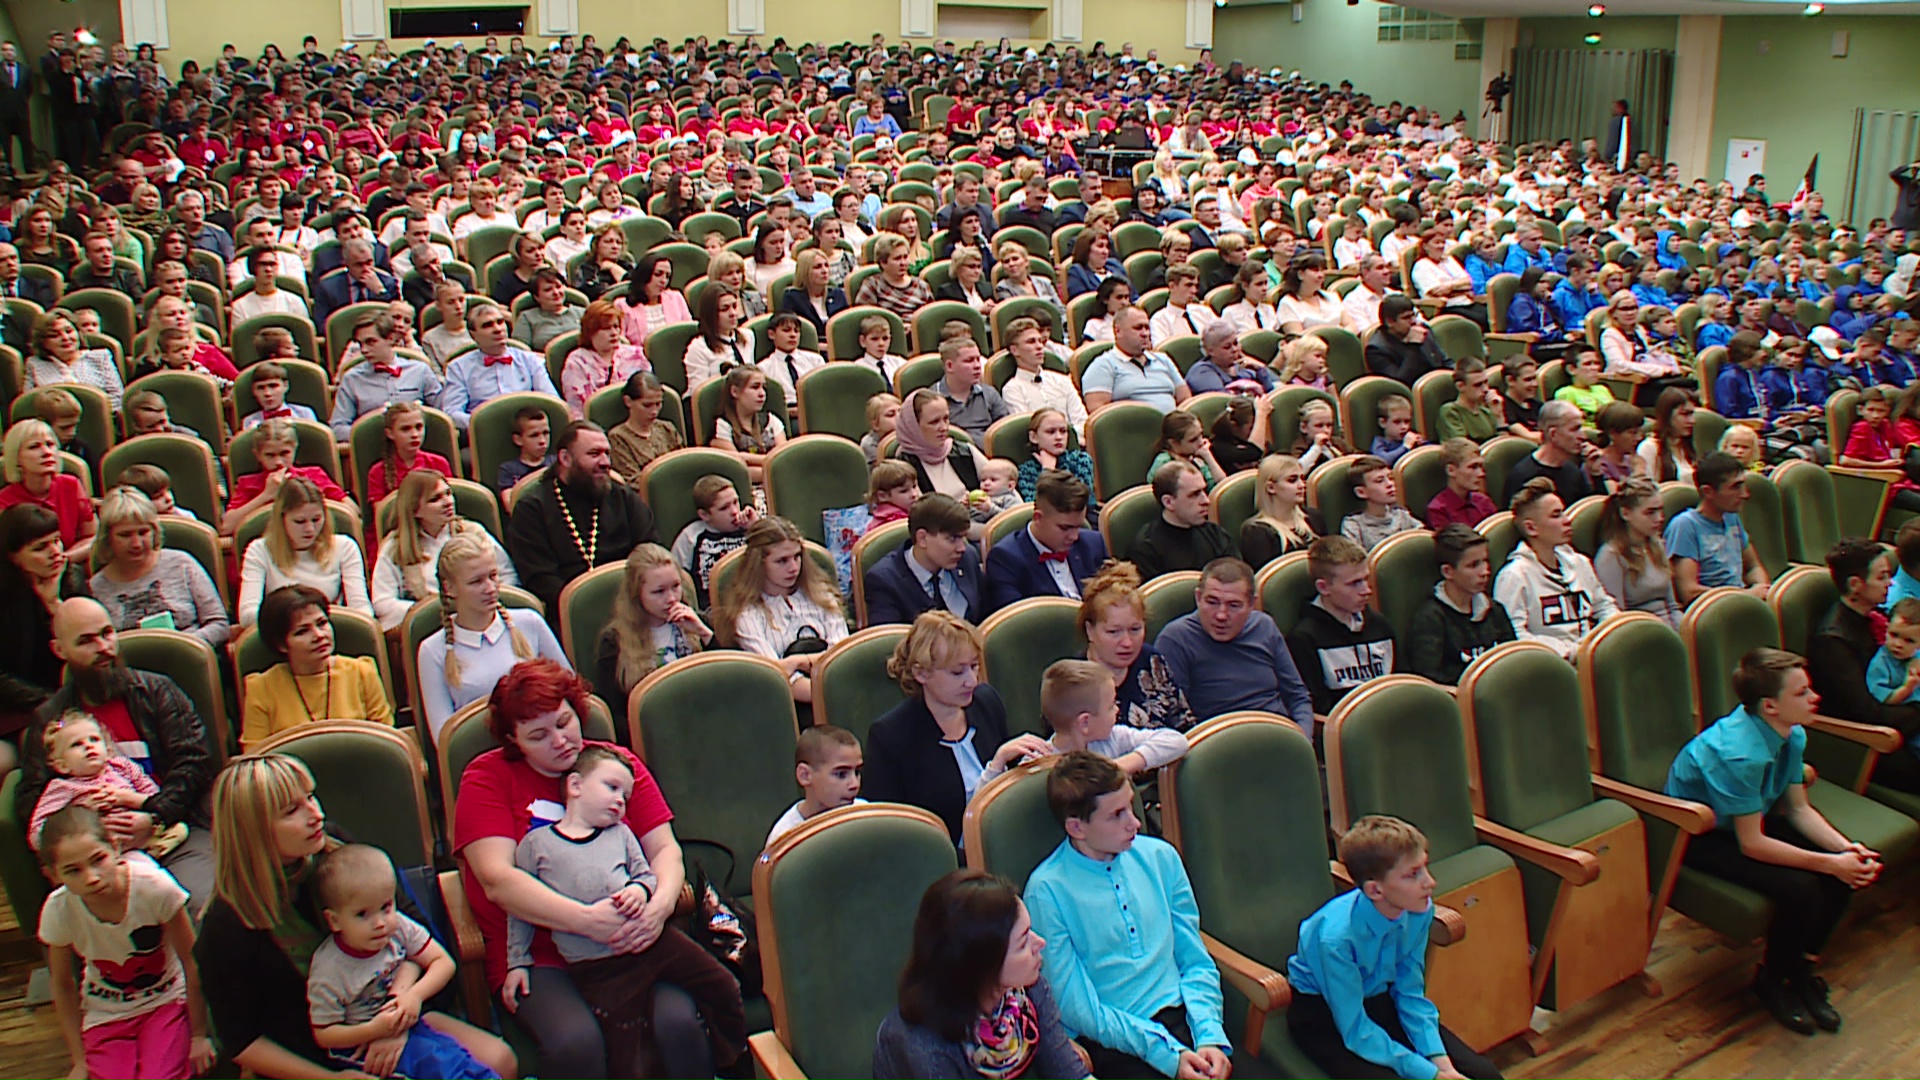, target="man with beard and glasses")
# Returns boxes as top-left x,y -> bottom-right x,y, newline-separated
12,597 -> 216,909
508,421 -> 658,625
